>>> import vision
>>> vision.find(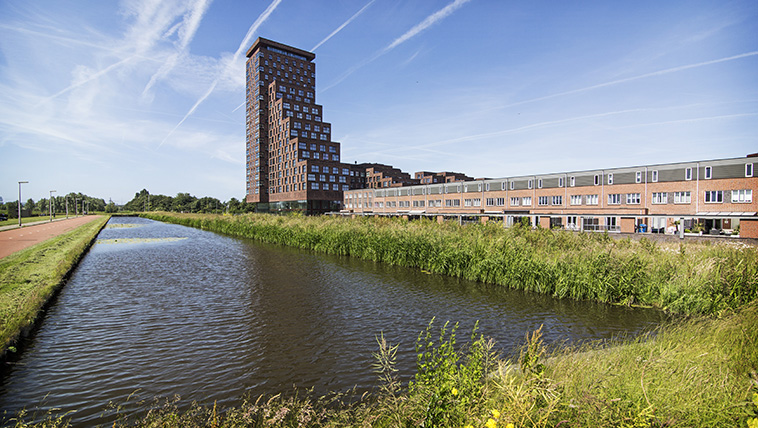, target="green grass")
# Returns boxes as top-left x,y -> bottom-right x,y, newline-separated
0,215 -> 109,354
142,212 -> 758,316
